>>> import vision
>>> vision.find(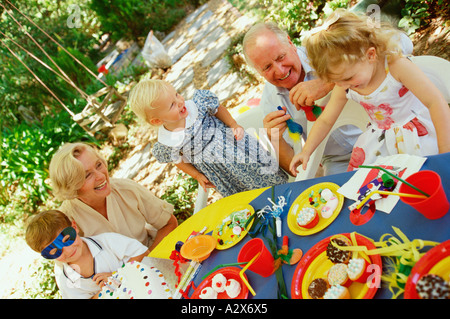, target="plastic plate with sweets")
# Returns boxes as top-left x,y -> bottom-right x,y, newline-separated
191,267 -> 249,299
287,182 -> 344,236
212,204 -> 255,250
291,233 -> 382,299
404,240 -> 450,299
